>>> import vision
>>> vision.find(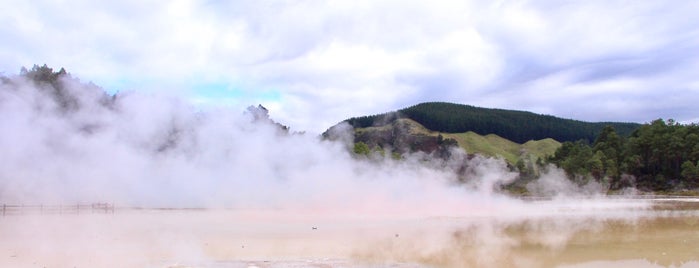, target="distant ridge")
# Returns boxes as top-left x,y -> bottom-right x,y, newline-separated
344,102 -> 640,143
